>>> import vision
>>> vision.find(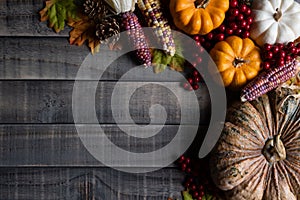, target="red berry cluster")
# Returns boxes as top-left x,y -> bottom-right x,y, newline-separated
261,42 -> 300,70
183,46 -> 205,91
194,0 -> 253,51
178,155 -> 218,200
